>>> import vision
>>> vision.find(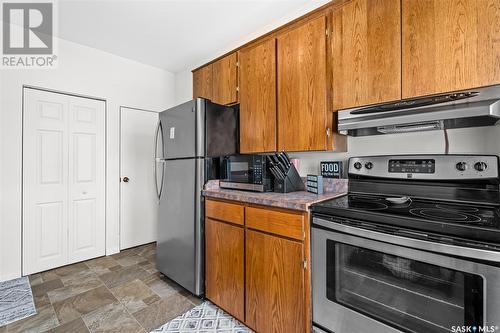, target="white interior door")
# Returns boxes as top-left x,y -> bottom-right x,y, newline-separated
23,88 -> 105,275
120,107 -> 159,250
68,97 -> 106,263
